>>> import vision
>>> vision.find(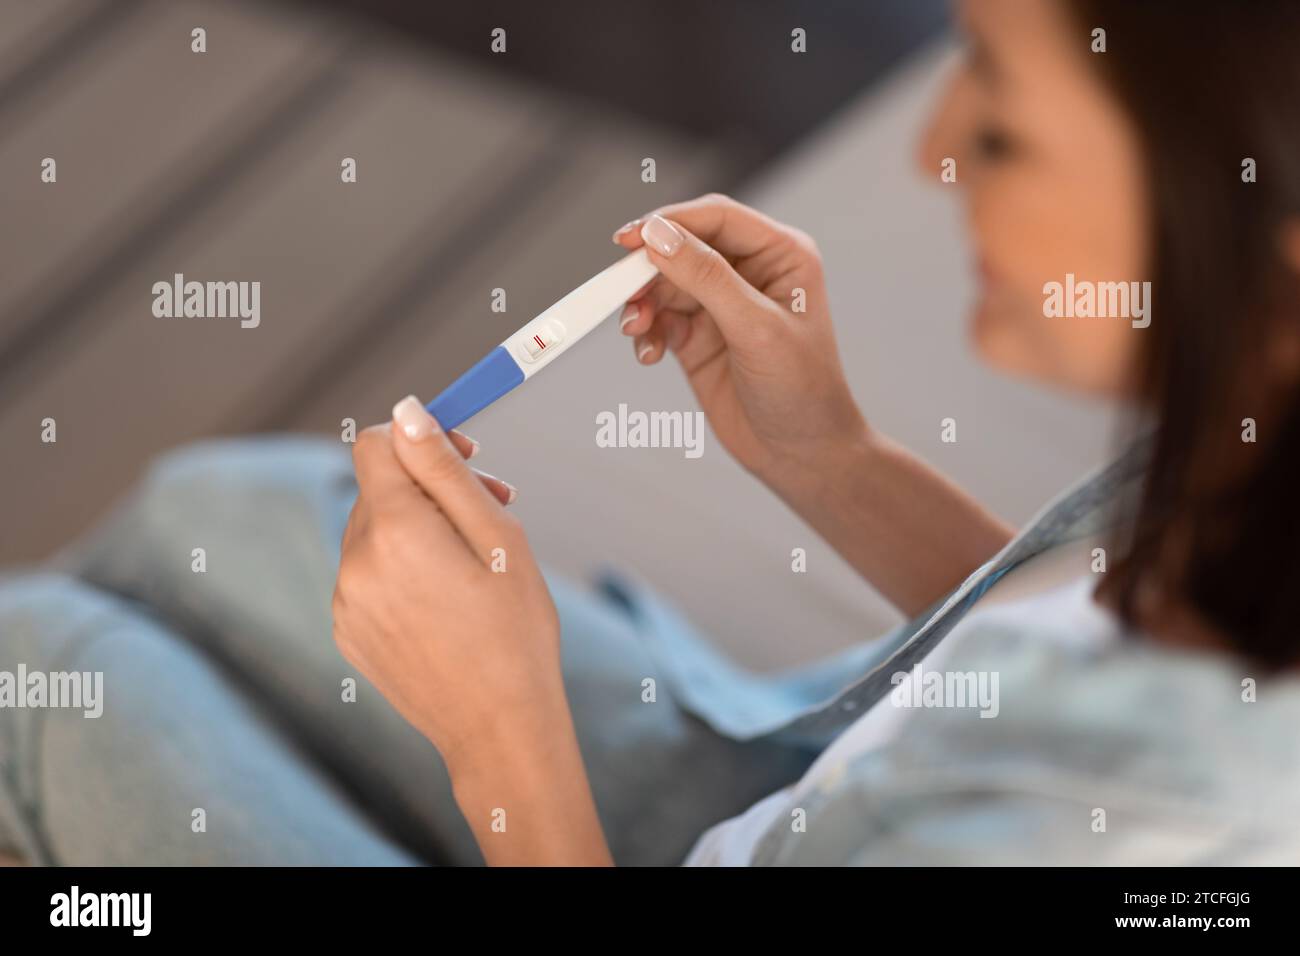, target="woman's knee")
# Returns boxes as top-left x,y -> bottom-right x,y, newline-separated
67,436 -> 356,595
0,573 -> 149,859
134,435 -> 354,536
0,573 -> 126,673
0,571 -> 415,865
